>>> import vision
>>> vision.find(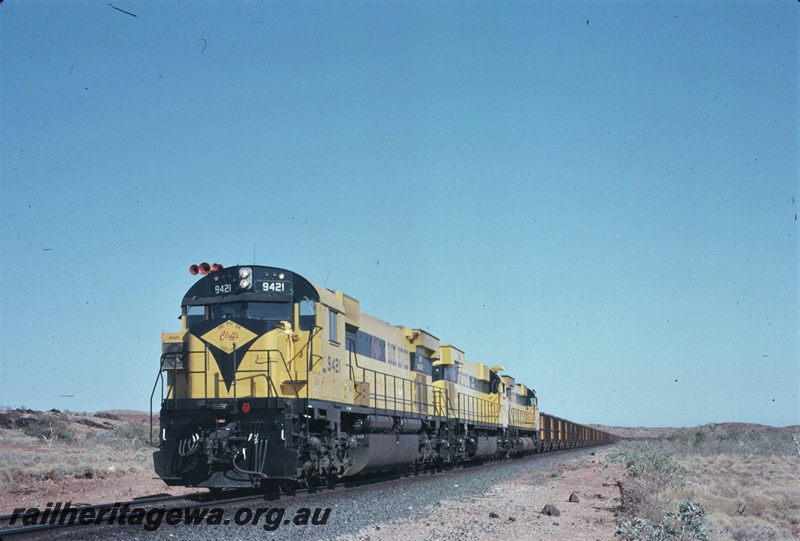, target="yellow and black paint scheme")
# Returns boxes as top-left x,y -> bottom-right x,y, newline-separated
430,346 -> 502,461
152,265 -> 619,489
504,375 -> 540,453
